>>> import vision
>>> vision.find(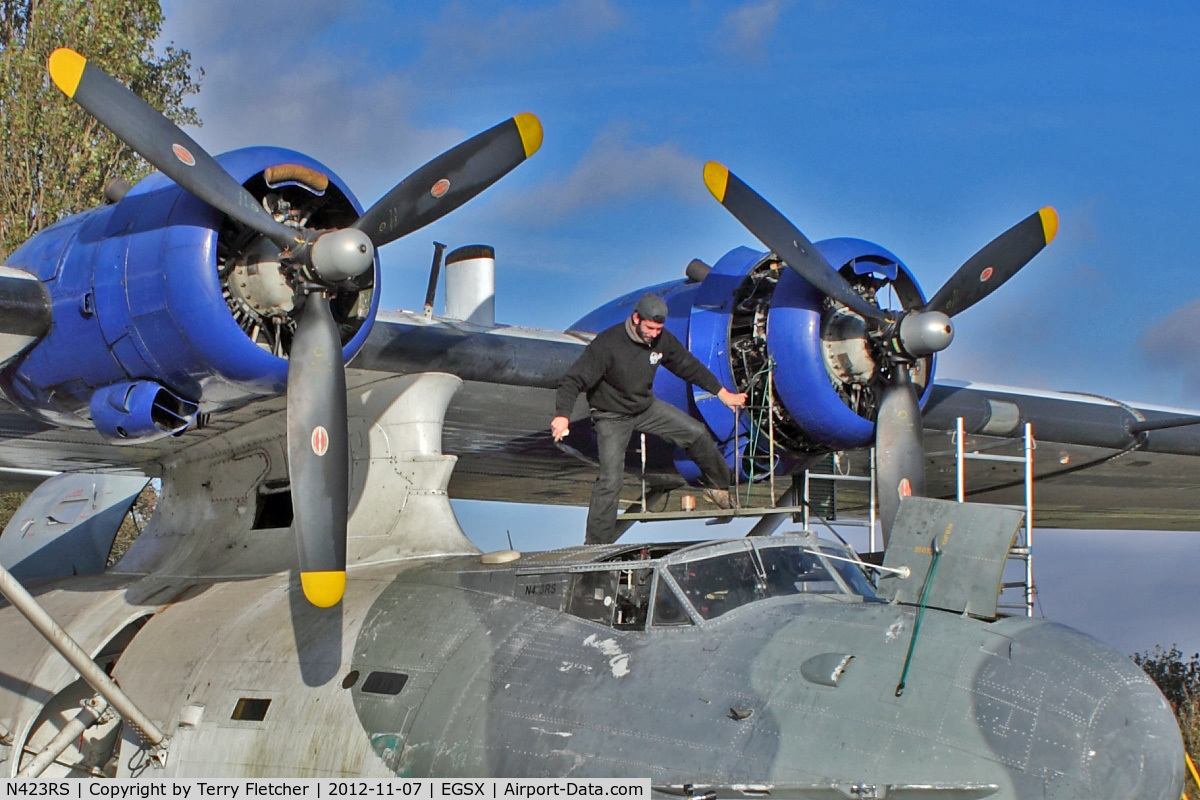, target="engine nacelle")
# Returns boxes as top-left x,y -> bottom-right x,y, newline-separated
0,147 -> 381,436
570,239 -> 934,482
